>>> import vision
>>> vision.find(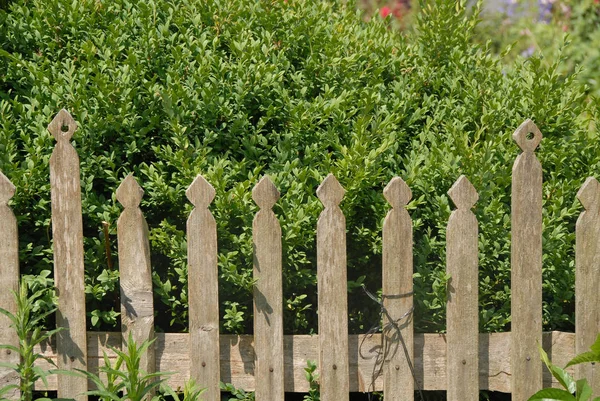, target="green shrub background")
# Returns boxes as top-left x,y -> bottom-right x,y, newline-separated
0,0 -> 597,335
